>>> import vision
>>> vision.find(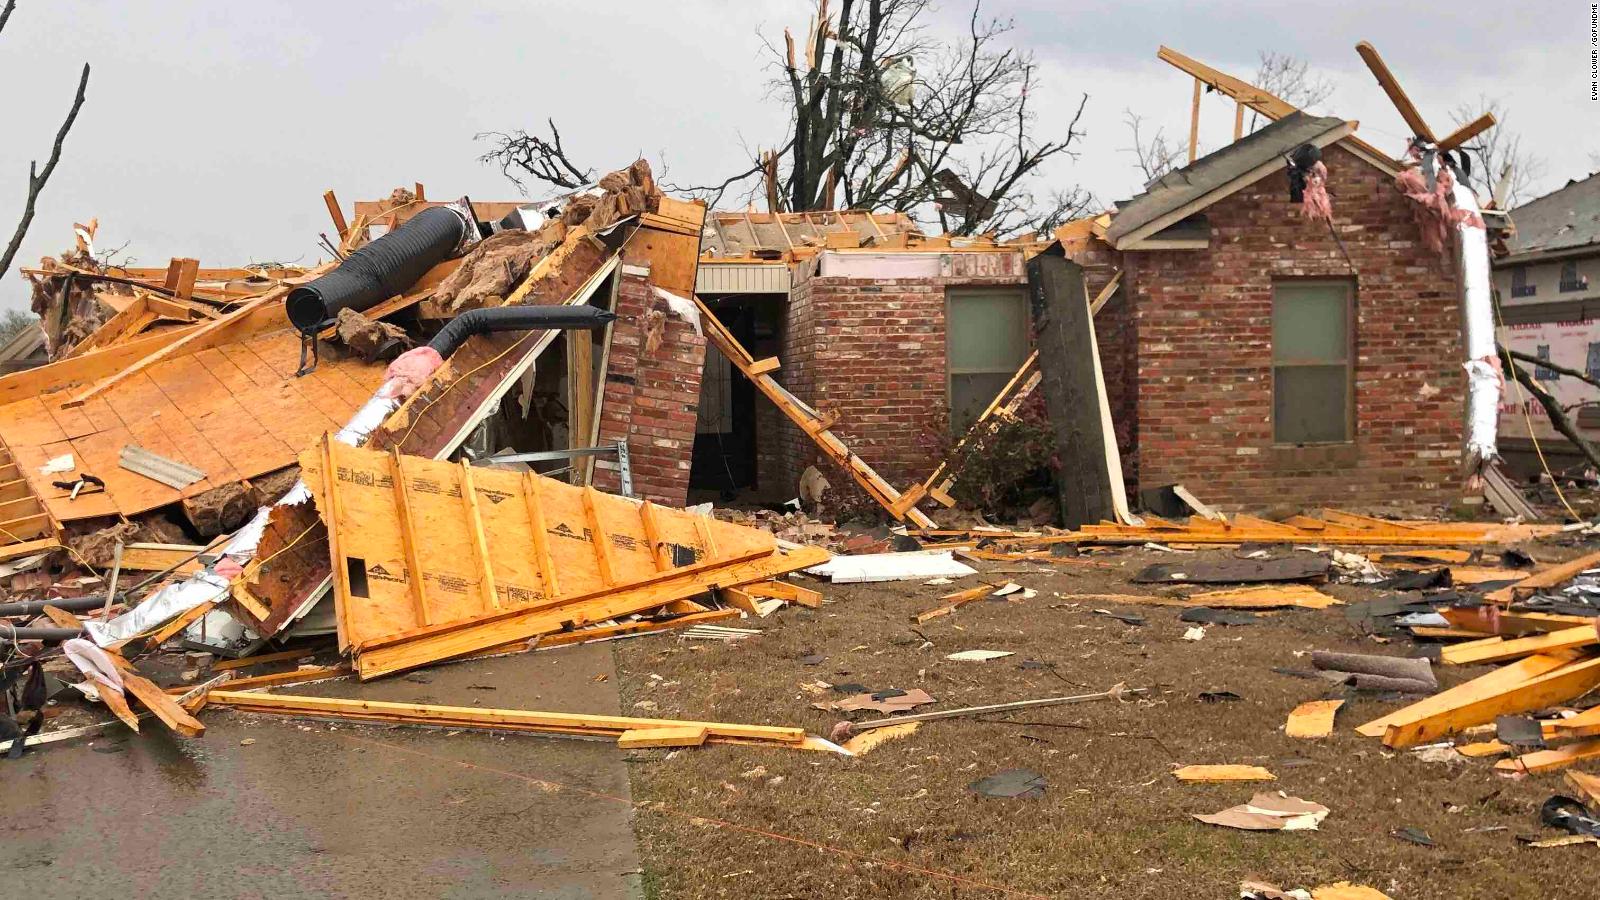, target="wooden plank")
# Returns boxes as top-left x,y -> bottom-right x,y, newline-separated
212,647 -> 319,671
1486,550 -> 1600,603
1440,625 -> 1598,666
1173,764 -> 1275,783
582,485 -> 616,586
458,460 -> 499,612
390,450 -> 430,626
92,676 -> 141,732
1285,699 -> 1343,738
354,546 -> 829,680
1188,76 -> 1202,162
207,691 -> 804,744
1380,655 -> 1600,748
692,295 -> 935,528
1356,652 -> 1577,738
323,190 -> 349,238
565,331 -> 594,483
1354,41 -> 1436,142
120,670 -> 205,737
617,726 -> 708,749
1494,737 -> 1600,775
912,583 -> 994,624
